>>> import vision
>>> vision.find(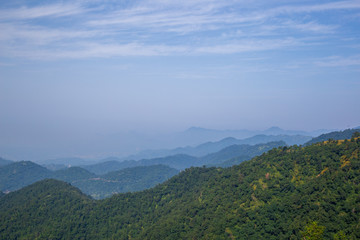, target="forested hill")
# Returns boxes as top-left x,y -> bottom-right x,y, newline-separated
0,137 -> 359,239
0,161 -> 52,191
304,128 -> 360,146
